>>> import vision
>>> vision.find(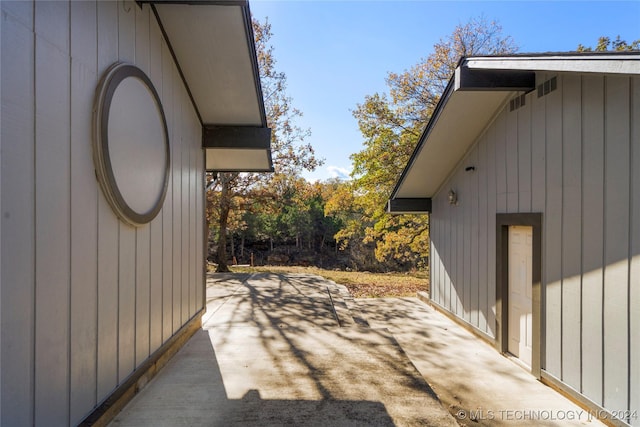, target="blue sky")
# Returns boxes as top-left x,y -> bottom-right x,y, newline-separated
249,1 -> 640,182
